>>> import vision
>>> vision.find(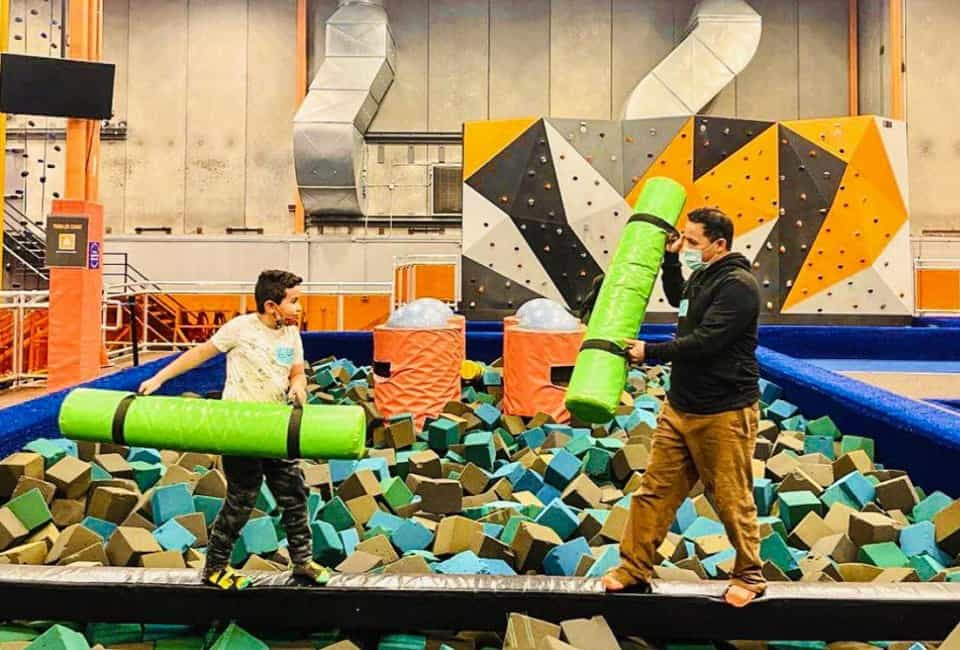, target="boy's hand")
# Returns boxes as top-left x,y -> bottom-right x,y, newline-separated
288,385 -> 307,407
624,339 -> 646,364
138,377 -> 164,395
